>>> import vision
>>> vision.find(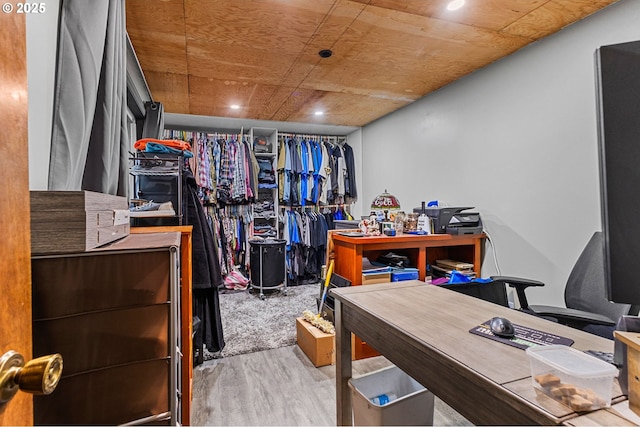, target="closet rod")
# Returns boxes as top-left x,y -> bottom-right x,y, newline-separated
164,128 -> 250,139
278,133 -> 347,141
165,126 -> 250,135
283,203 -> 351,210
217,204 -> 253,213
278,133 -> 348,145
